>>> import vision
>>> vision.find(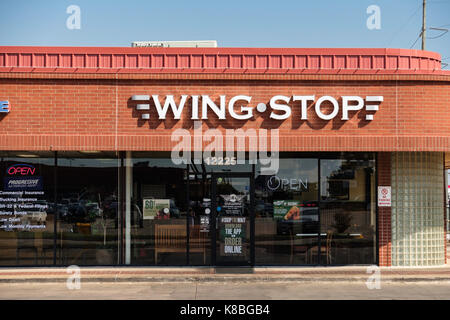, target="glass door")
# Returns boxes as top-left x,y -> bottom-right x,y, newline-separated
211,173 -> 254,266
